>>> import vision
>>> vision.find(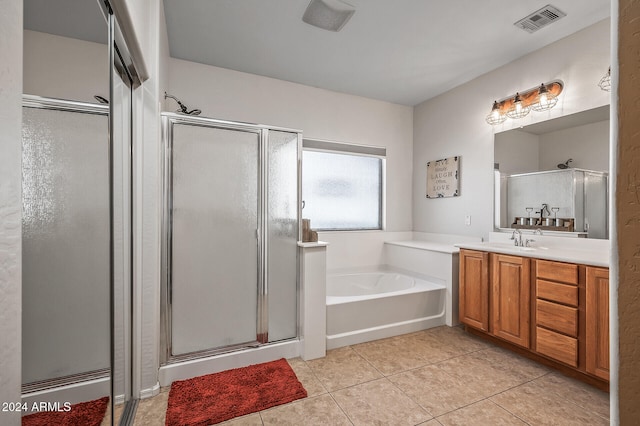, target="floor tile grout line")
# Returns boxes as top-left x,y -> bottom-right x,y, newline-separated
406,365 -> 552,419
503,370 -> 611,422
483,399 -> 533,426
294,357 -> 330,396
380,375 -> 437,421
432,397 -> 534,426
327,391 -> 356,425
